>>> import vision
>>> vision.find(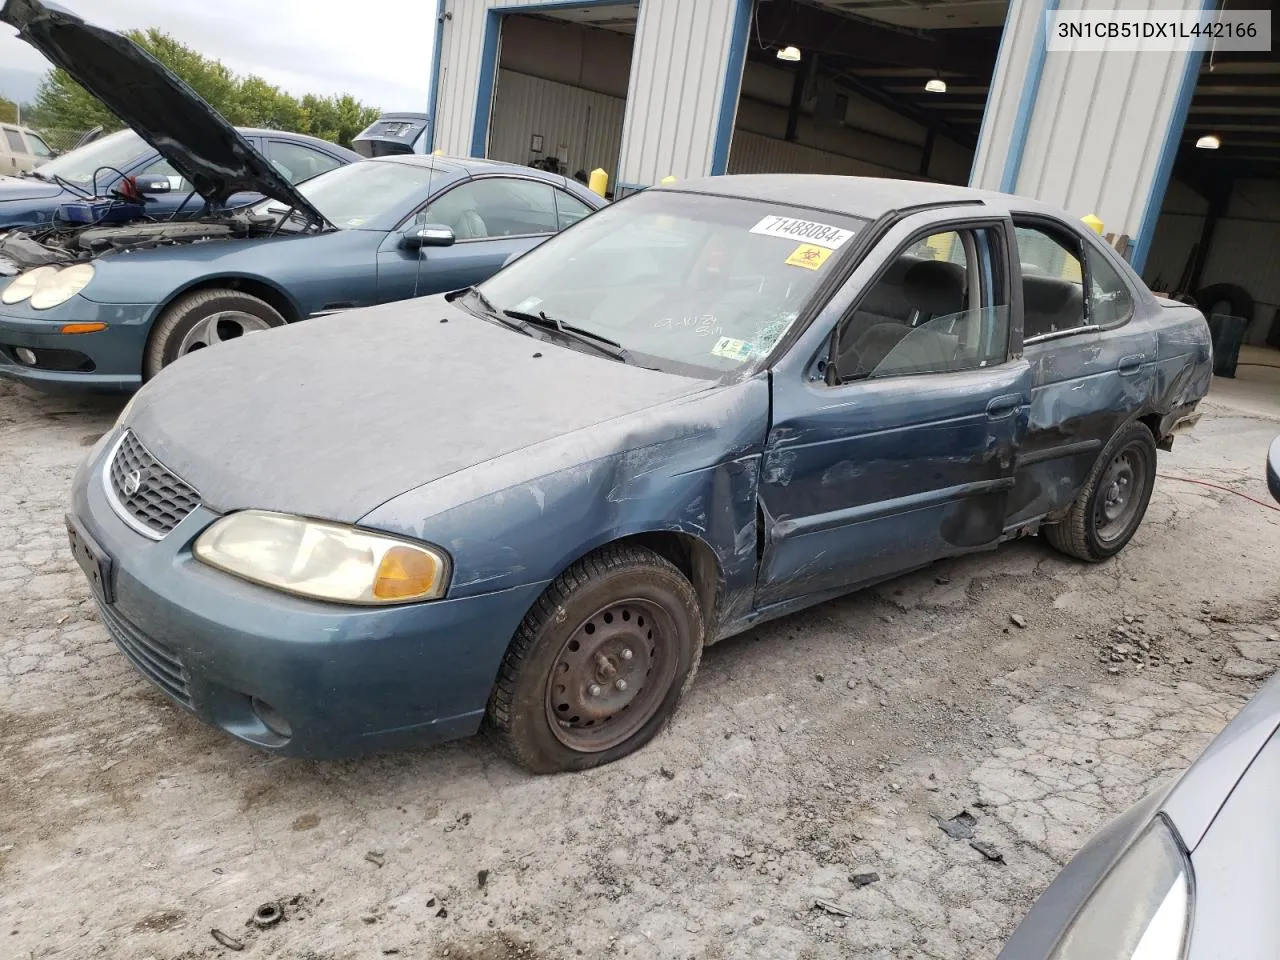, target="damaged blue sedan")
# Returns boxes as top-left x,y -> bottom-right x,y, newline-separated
68,175 -> 1212,773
